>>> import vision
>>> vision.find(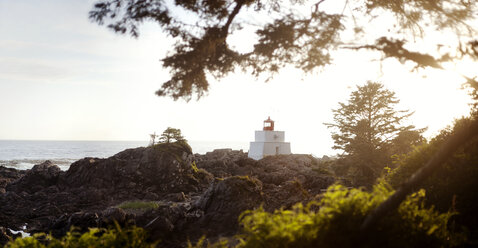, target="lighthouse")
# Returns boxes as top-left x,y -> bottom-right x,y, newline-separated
248,117 -> 291,160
